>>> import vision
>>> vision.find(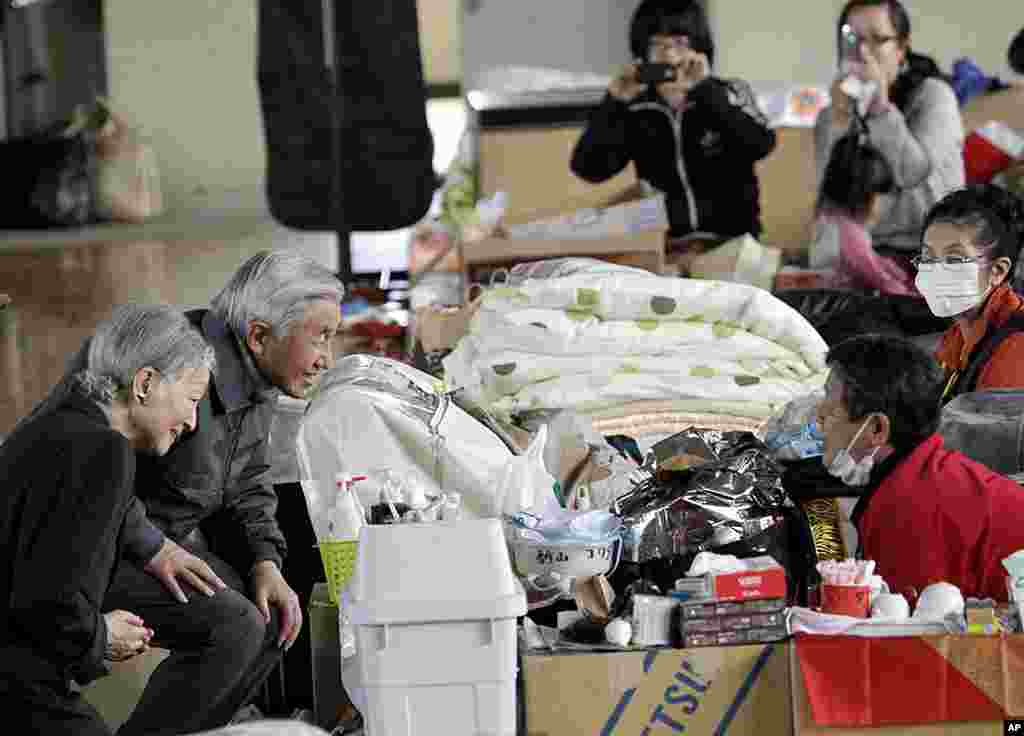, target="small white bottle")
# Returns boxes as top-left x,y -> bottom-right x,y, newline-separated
441,491 -> 463,522
573,484 -> 592,512
328,473 -> 367,540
